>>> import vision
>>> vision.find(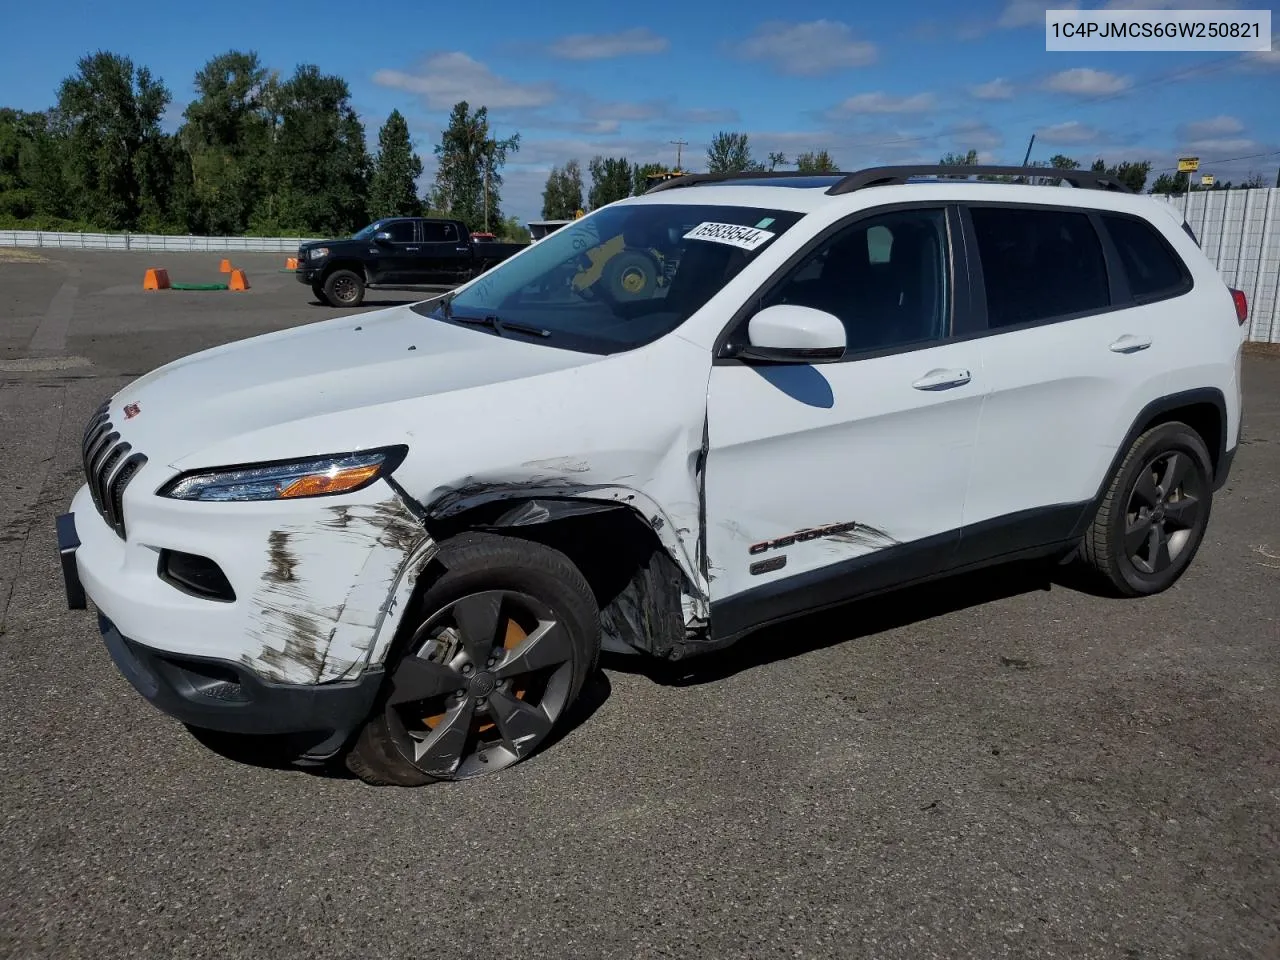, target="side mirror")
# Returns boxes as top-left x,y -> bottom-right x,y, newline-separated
373,231 -> 393,244
736,304 -> 846,363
